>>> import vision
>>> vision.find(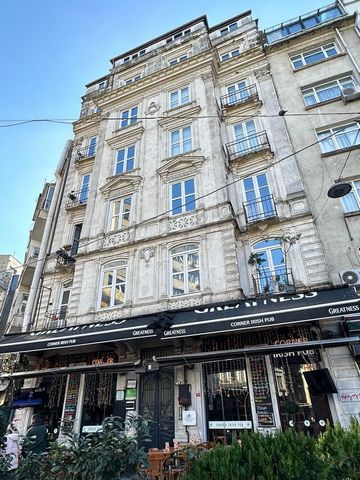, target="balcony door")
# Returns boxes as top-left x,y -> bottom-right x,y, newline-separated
252,239 -> 285,293
243,173 -> 274,222
58,282 -> 72,326
227,80 -> 248,105
79,174 -> 90,204
234,120 -> 258,154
